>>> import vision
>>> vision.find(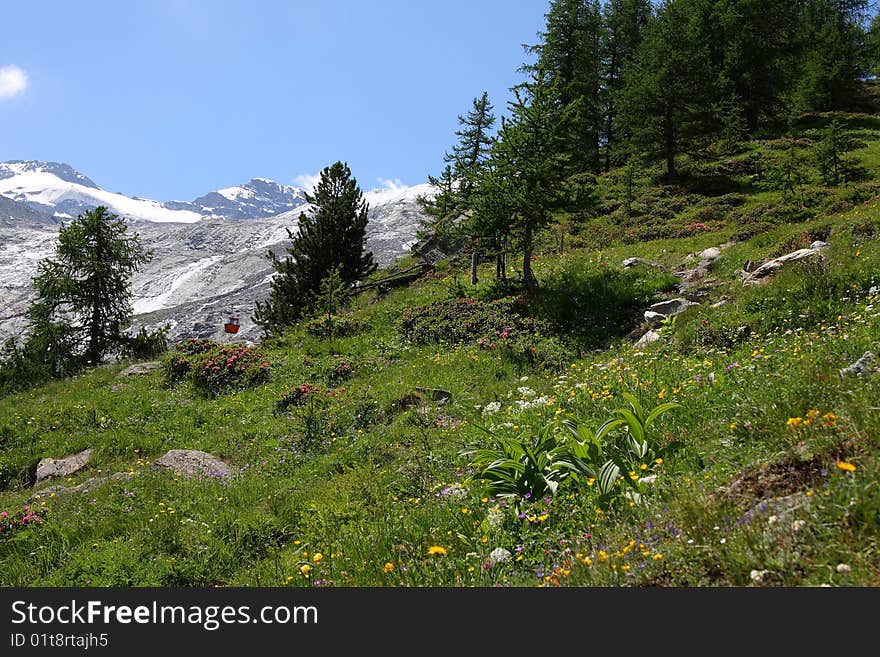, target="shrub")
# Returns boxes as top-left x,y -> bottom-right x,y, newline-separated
186,345 -> 271,397
399,297 -> 552,345
276,383 -> 319,414
119,325 -> 169,360
304,315 -> 370,340
326,355 -> 353,384
0,504 -> 46,539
